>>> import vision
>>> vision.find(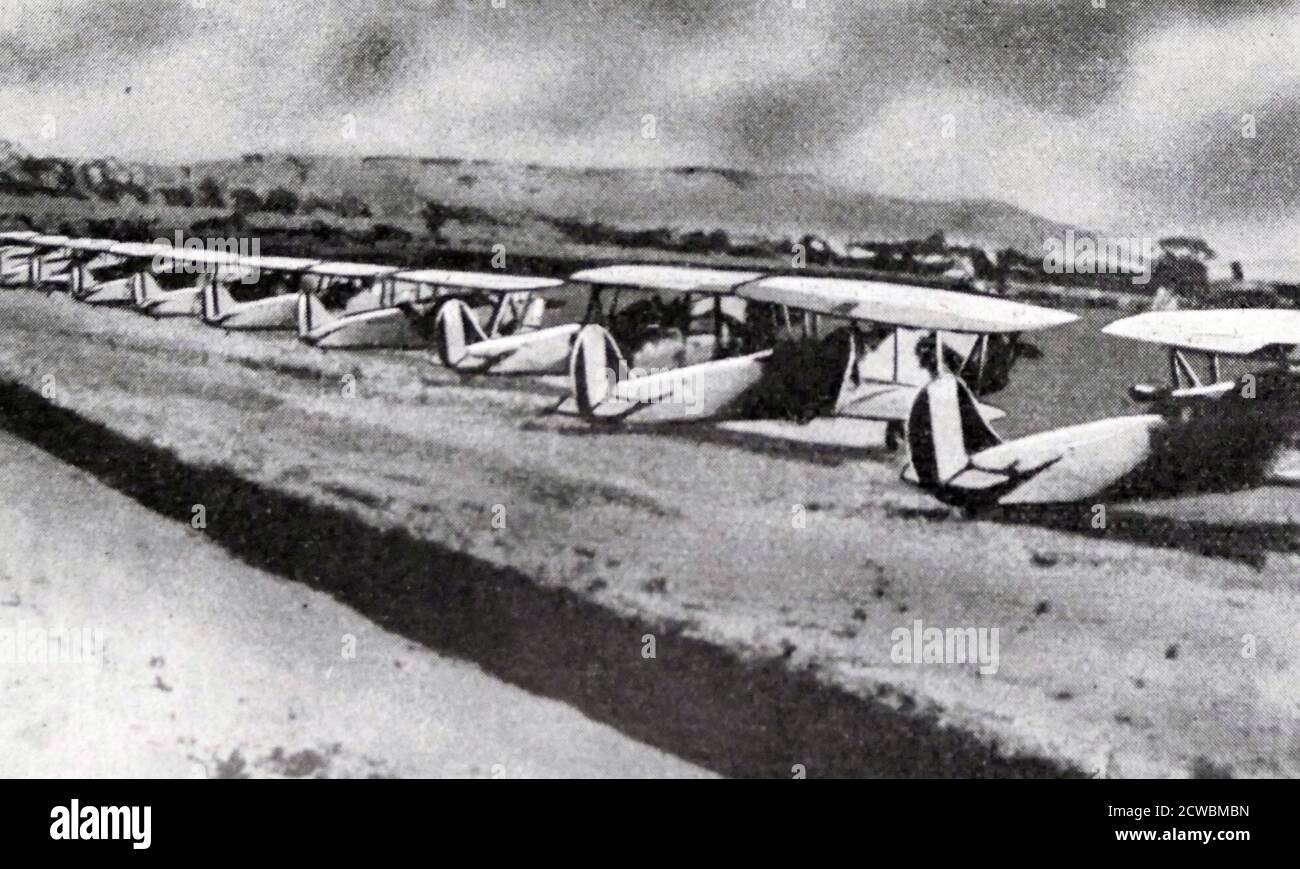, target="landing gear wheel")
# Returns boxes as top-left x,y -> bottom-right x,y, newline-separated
884,420 -> 904,453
